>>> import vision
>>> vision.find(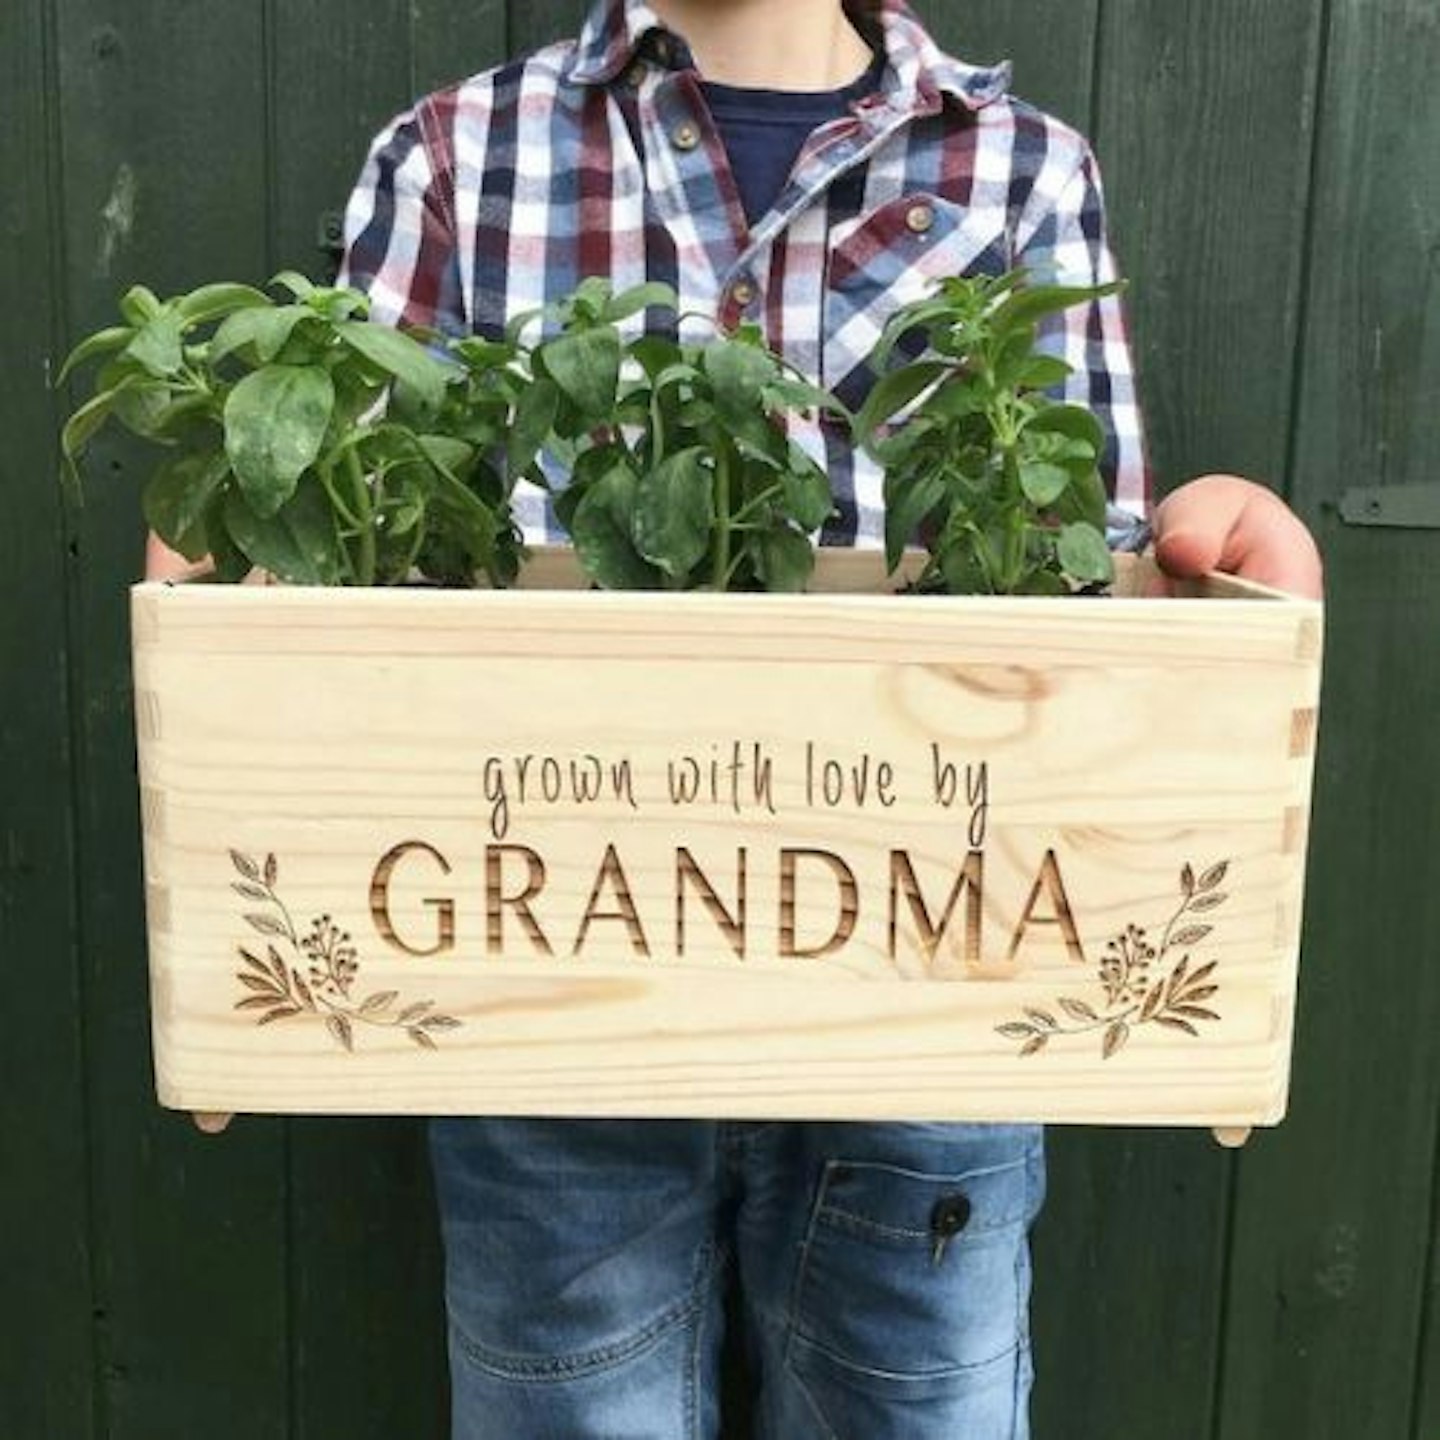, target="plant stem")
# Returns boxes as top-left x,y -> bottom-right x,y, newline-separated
345,447 -> 376,585
710,445 -> 733,590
